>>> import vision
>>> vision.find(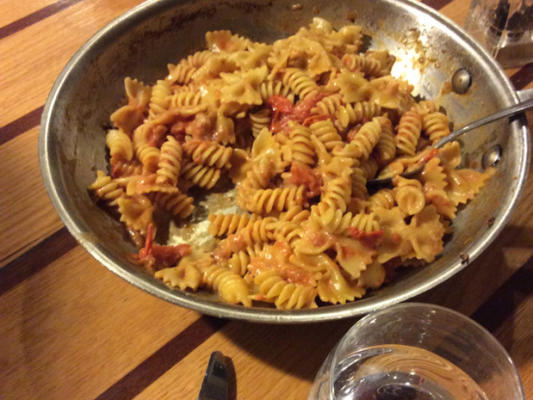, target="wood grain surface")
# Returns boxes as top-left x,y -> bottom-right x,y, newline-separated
1,0 -> 532,399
